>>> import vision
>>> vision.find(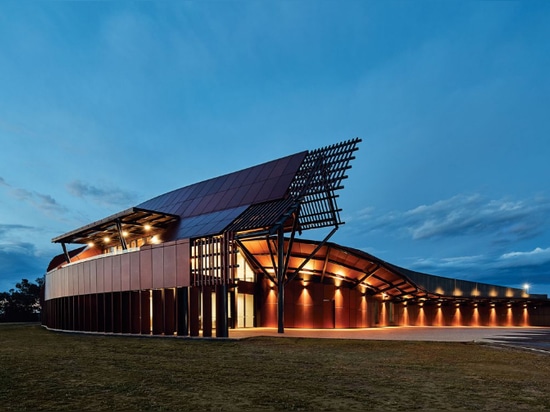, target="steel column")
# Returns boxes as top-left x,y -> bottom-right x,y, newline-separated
277,225 -> 285,334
